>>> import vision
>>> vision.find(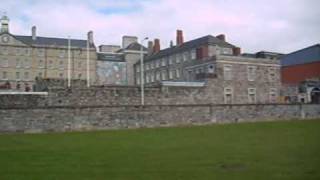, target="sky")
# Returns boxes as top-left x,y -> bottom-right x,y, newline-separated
1,0 -> 319,54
